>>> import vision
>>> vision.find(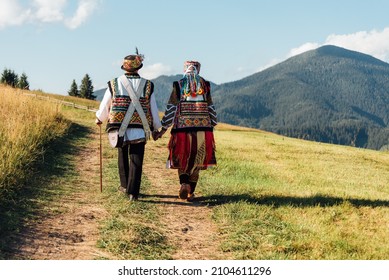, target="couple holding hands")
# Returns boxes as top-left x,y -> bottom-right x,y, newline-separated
96,50 -> 217,202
